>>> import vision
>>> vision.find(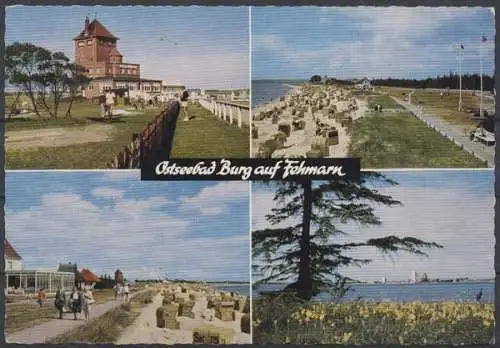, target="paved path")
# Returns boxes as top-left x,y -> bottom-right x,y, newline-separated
392,97 -> 494,168
6,299 -> 126,344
